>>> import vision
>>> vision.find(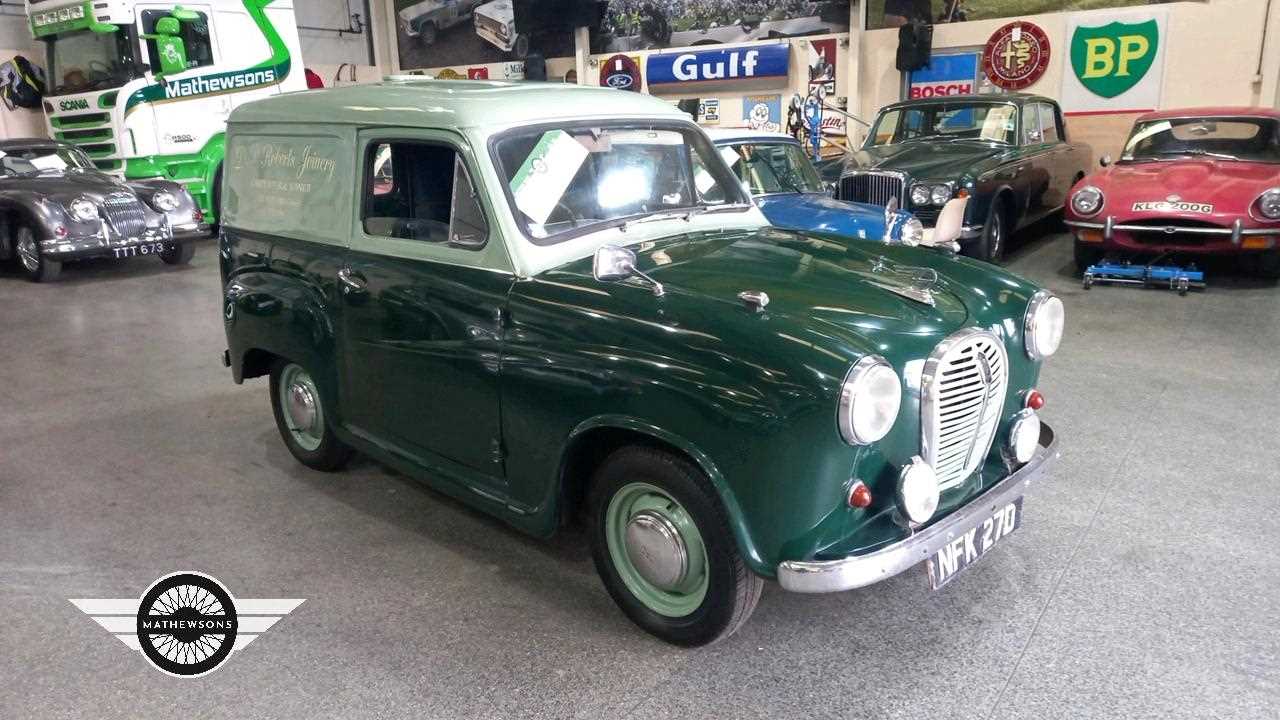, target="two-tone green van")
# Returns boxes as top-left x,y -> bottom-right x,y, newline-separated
221,79 -> 1063,645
